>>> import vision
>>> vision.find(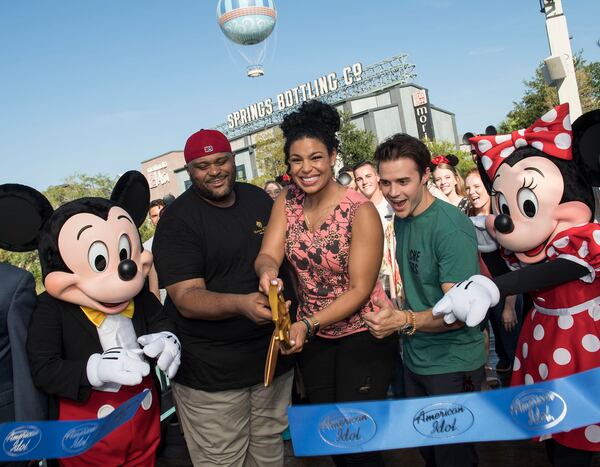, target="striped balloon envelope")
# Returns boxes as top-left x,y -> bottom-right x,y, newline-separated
217,0 -> 277,46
